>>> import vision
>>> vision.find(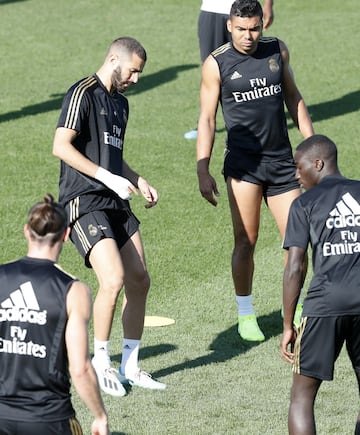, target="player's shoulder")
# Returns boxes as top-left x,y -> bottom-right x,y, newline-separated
68,75 -> 98,94
344,177 -> 360,187
212,41 -> 232,58
0,258 -> 19,273
54,263 -> 78,282
258,36 -> 283,57
259,36 -> 279,44
296,176 -> 358,207
67,279 -> 92,308
292,184 -> 321,210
